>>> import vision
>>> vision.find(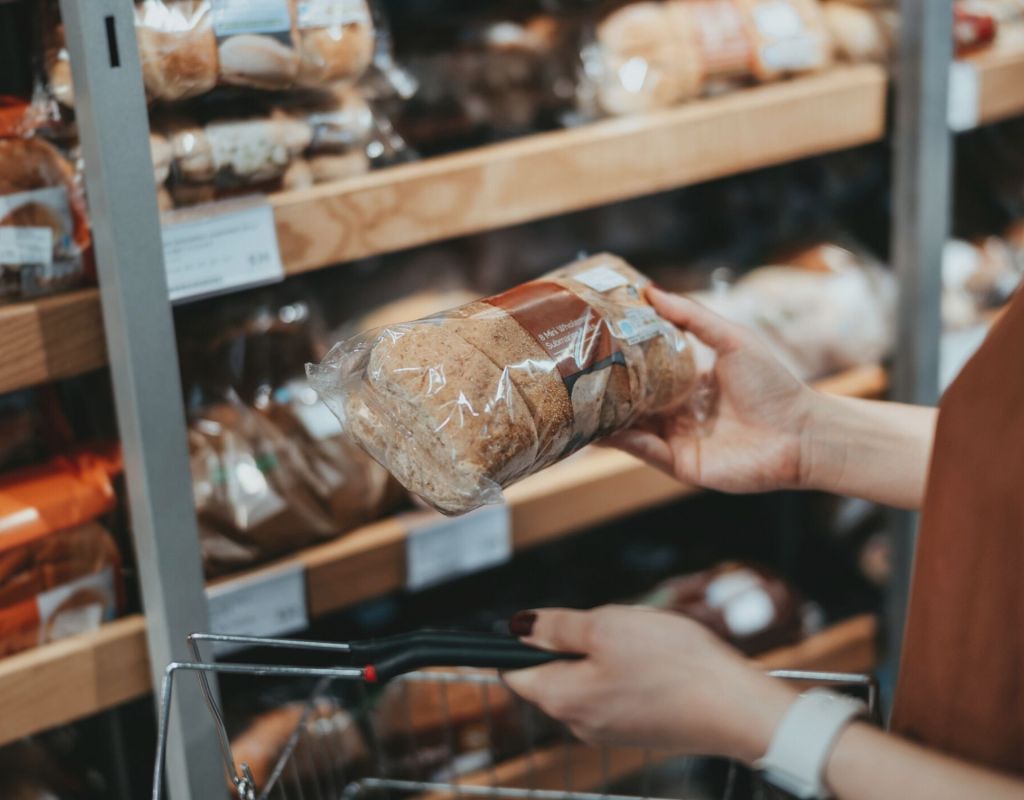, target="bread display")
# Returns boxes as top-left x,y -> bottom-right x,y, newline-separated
134,0 -> 375,101
582,0 -> 834,116
638,562 -> 807,655
0,136 -> 91,302
309,254 -> 704,514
